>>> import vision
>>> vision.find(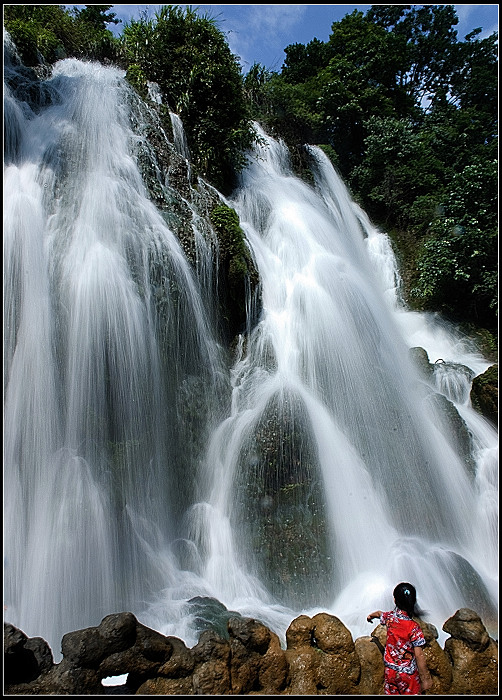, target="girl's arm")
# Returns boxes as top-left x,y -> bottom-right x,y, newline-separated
366,610 -> 382,622
414,646 -> 432,691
